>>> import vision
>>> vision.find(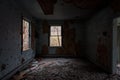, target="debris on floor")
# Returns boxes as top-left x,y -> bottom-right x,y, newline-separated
10,58 -> 120,80
10,58 -> 42,80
